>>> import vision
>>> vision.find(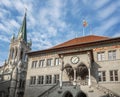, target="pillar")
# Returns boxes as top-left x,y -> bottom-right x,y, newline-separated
59,55 -> 64,88
73,68 -> 77,86
59,70 -> 63,88
88,67 -> 91,87
74,68 -> 76,81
